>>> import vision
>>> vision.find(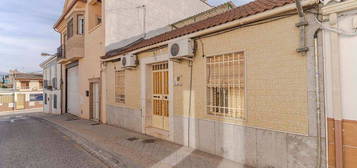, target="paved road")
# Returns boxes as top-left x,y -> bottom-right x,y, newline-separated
0,114 -> 107,168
